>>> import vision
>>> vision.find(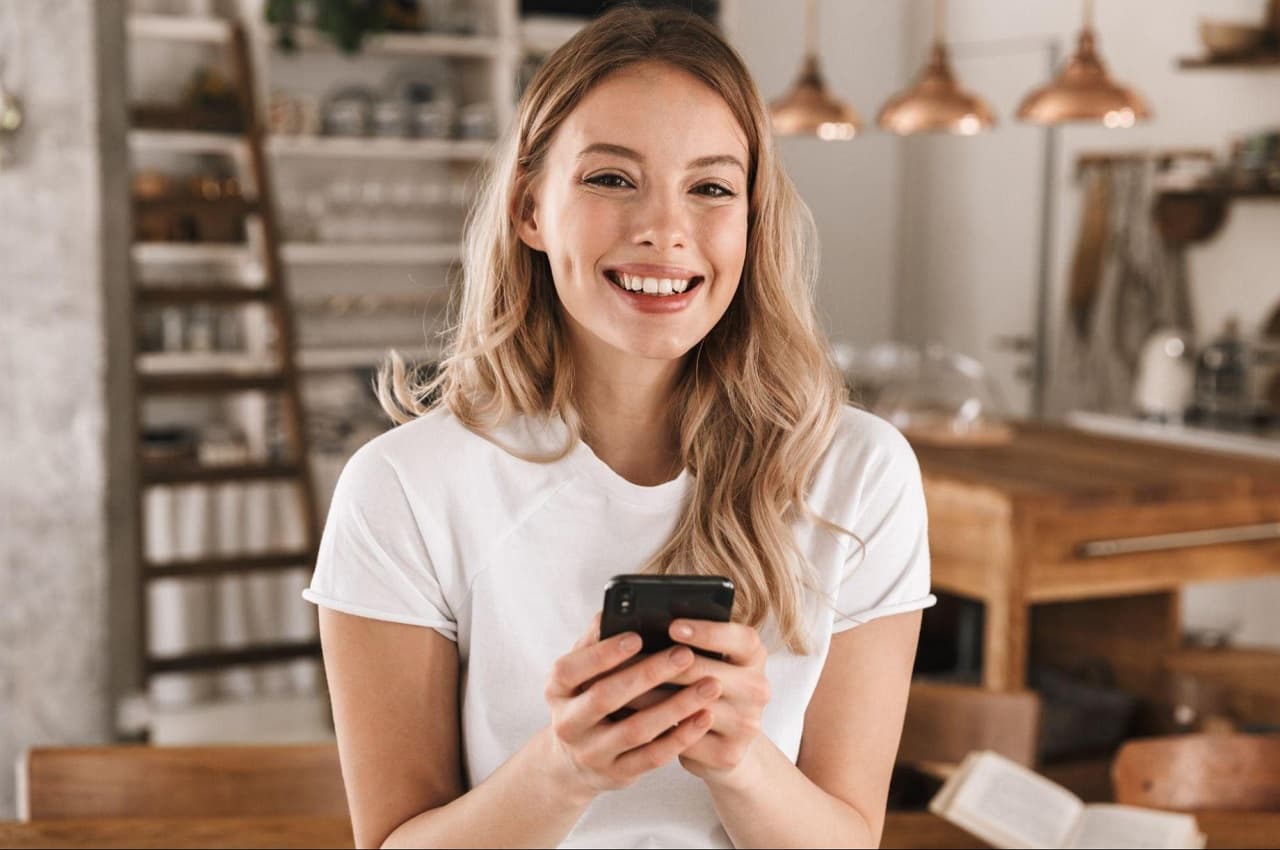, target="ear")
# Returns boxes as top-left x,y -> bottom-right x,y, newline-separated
511,187 -> 547,253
